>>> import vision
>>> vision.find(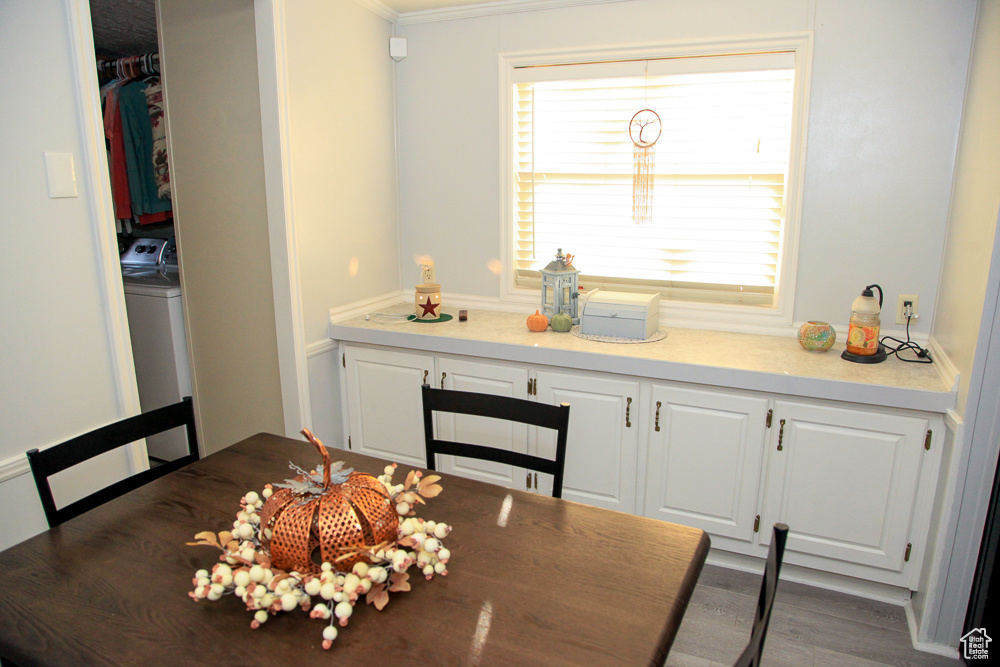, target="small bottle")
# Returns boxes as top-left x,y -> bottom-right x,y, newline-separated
846,285 -> 883,356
